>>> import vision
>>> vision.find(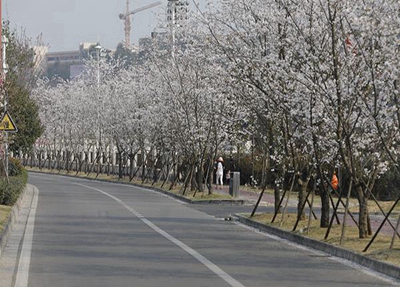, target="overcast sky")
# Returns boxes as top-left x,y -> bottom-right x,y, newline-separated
3,0 -> 207,52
